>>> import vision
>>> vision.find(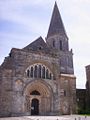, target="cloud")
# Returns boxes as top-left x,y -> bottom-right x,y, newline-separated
0,0 -> 90,88
0,0 -> 54,37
